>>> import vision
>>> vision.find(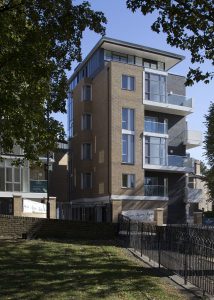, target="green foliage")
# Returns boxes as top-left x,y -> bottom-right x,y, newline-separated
0,0 -> 106,161
204,102 -> 214,199
126,0 -> 214,85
